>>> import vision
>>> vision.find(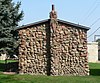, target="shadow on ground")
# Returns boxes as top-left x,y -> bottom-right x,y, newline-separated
0,63 -> 5,72
0,62 -> 18,72
90,69 -> 100,76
